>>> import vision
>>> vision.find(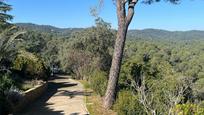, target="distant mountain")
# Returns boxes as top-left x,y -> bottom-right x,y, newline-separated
16,23 -> 83,36
16,23 -> 204,40
128,29 -> 204,40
